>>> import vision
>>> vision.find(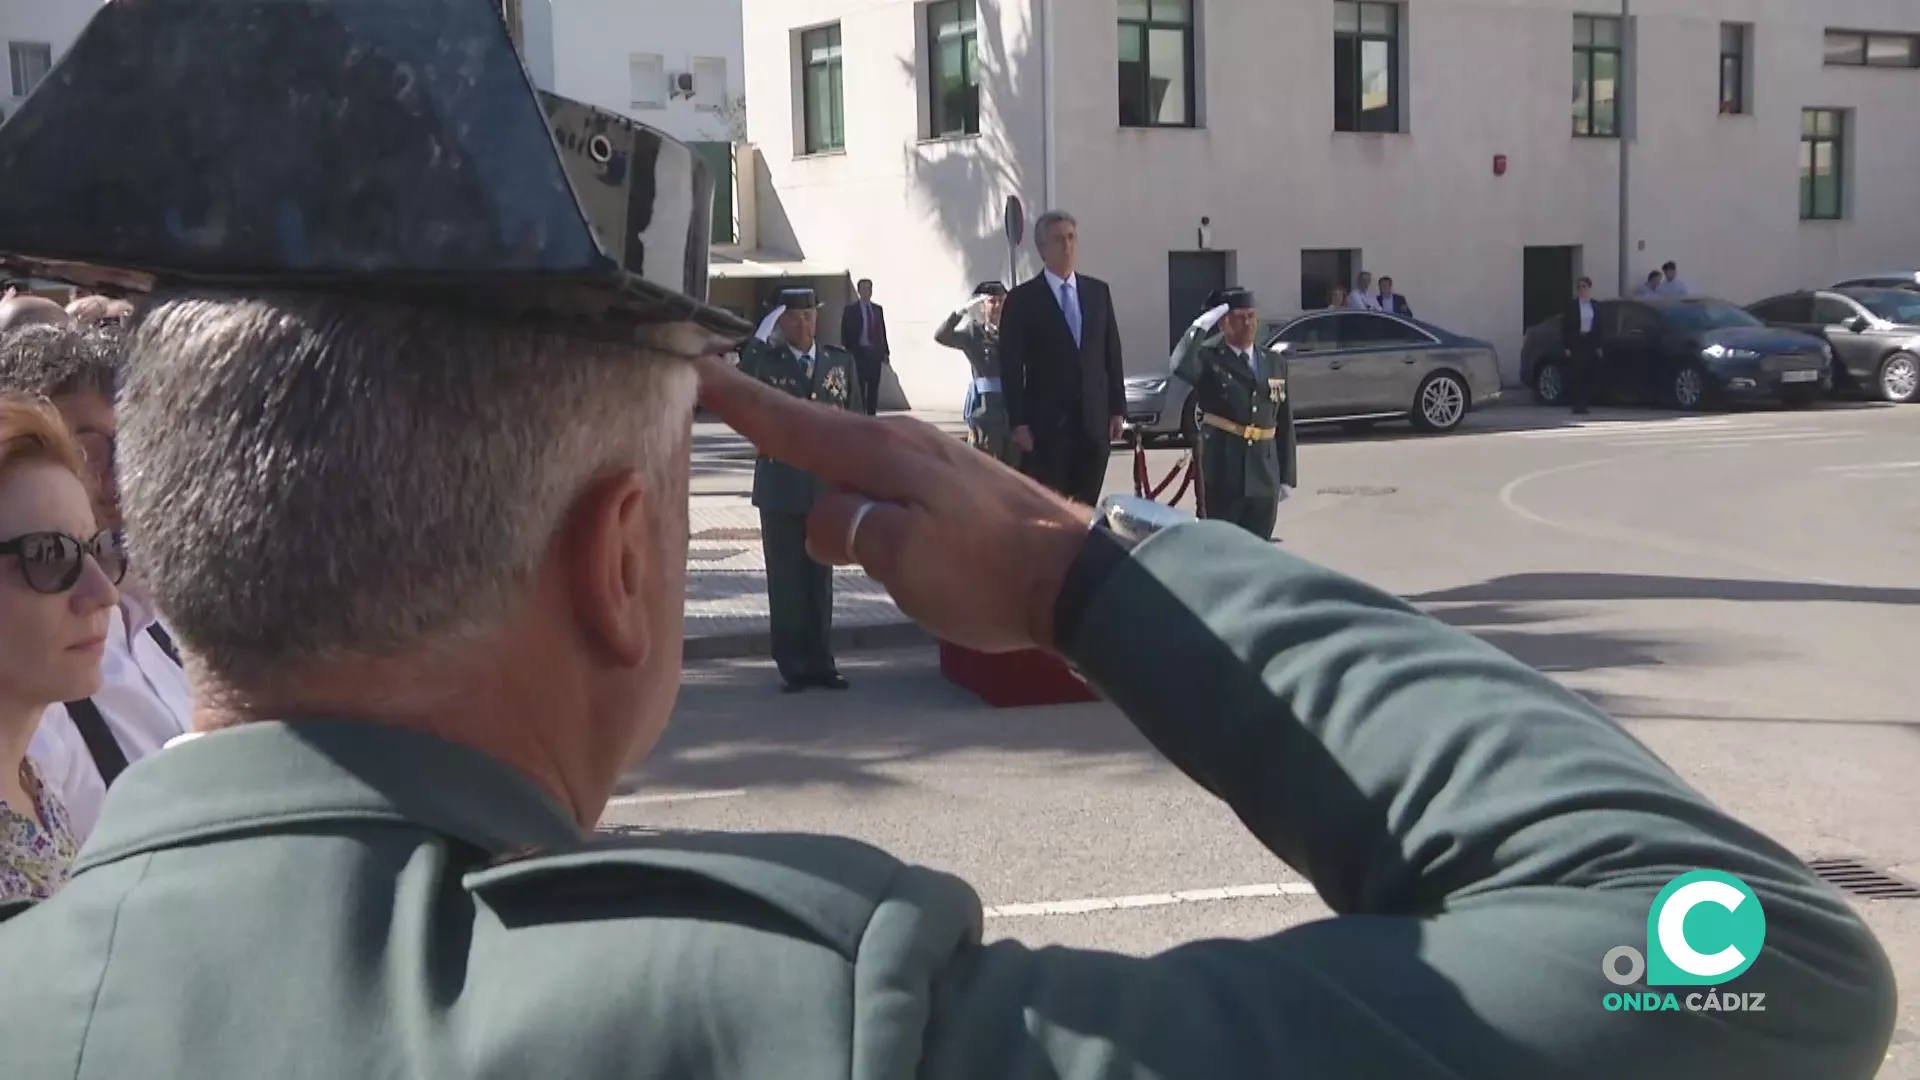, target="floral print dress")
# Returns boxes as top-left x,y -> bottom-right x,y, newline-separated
0,757 -> 79,902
